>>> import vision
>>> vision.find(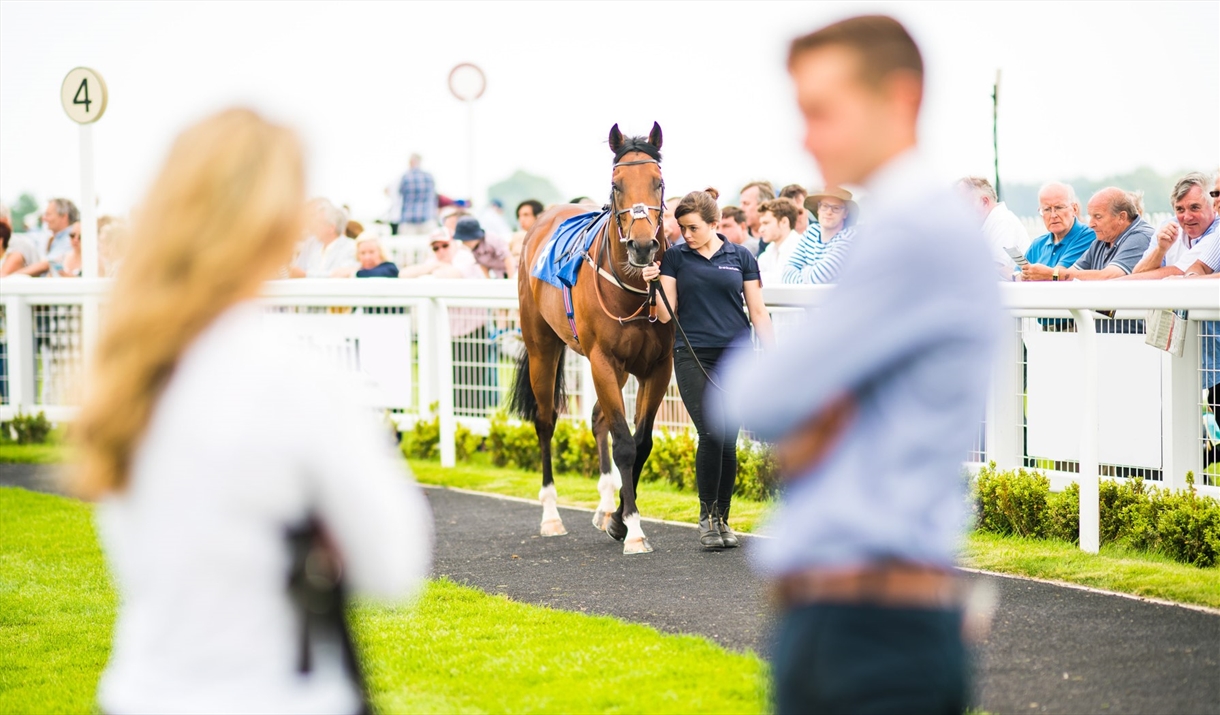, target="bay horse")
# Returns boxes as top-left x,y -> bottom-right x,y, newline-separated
510,122 -> 674,555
